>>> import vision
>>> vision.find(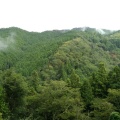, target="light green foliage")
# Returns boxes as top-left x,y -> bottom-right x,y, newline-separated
69,70 -> 81,88
60,64 -> 68,80
90,63 -> 108,97
109,112 -> 120,120
107,89 -> 120,112
27,80 -> 84,120
90,98 -> 114,120
0,113 -> 3,120
41,31 -> 120,80
29,70 -> 40,91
